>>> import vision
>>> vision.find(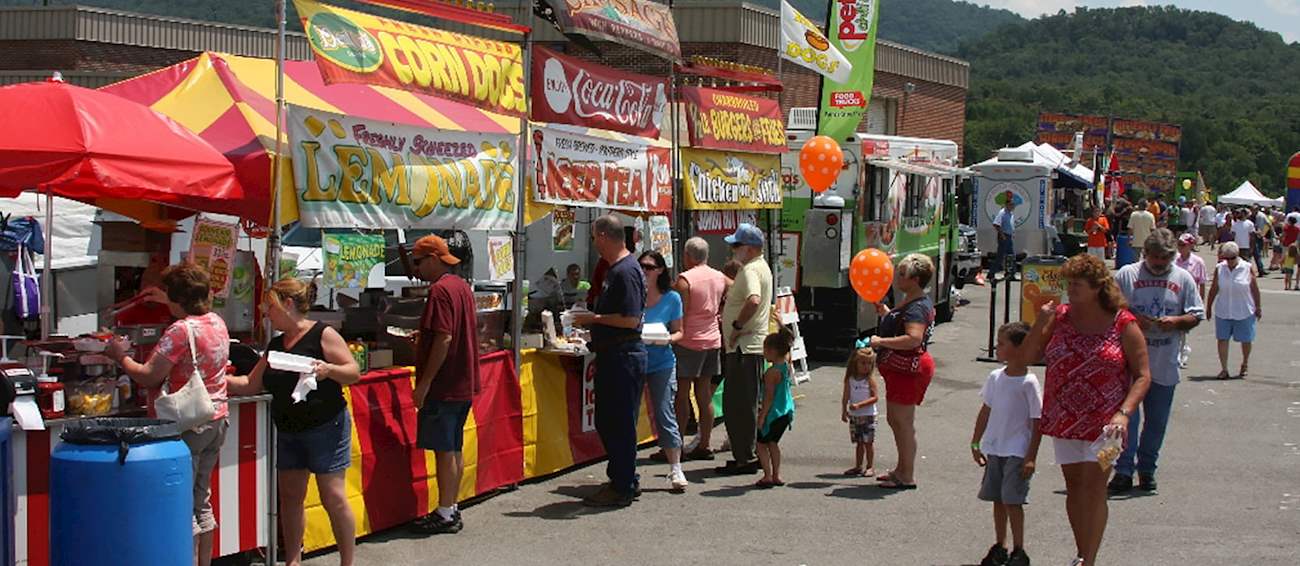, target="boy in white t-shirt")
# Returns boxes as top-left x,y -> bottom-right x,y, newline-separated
971,322 -> 1043,566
